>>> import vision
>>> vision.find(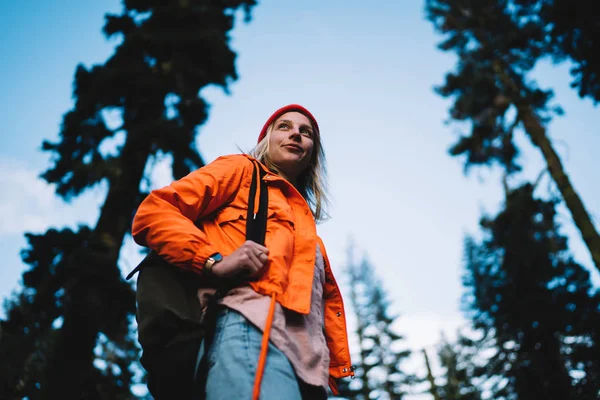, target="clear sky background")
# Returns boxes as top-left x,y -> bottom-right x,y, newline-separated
1,1 -> 599,398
